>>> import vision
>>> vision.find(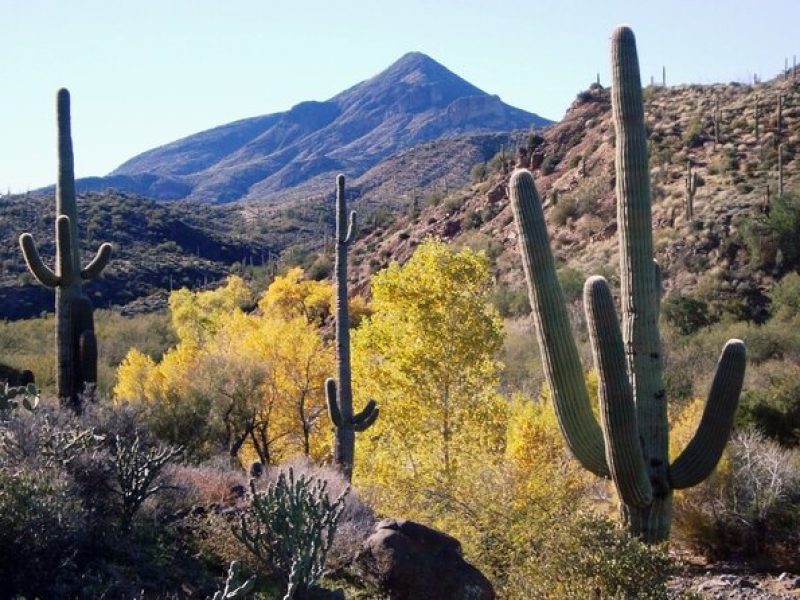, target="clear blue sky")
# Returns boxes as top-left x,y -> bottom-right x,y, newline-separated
1,0 -> 797,192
